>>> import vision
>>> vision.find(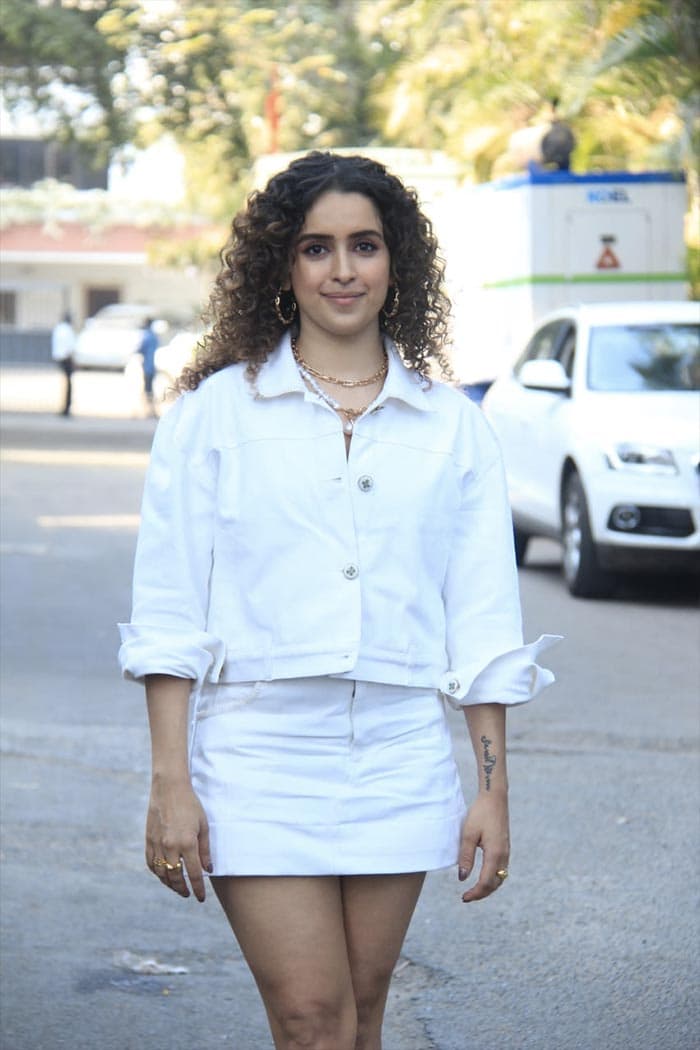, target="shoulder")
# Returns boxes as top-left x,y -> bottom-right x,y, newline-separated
155,363 -> 251,454
423,376 -> 503,469
422,374 -> 489,428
